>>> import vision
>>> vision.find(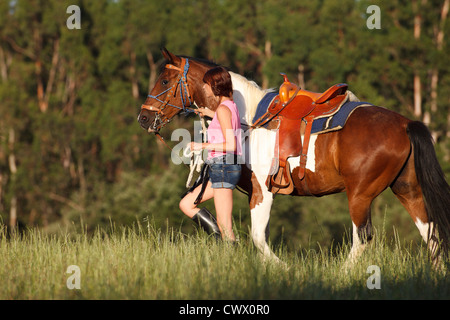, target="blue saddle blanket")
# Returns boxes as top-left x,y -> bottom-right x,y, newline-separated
252,92 -> 278,124
311,101 -> 372,134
